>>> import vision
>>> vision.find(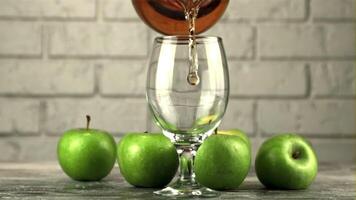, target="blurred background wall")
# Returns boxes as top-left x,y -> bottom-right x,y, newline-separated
0,0 -> 354,163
